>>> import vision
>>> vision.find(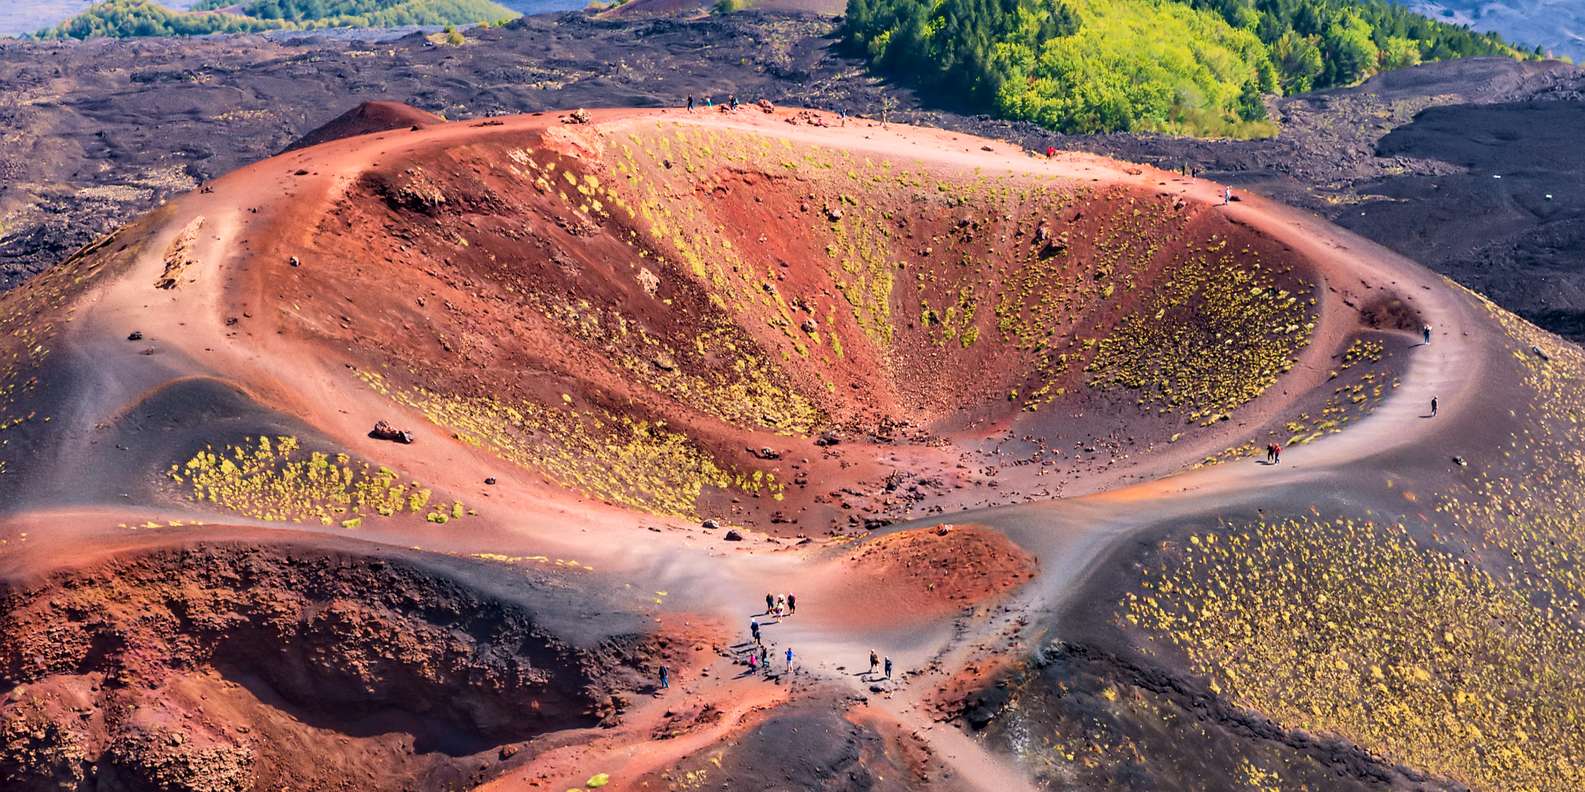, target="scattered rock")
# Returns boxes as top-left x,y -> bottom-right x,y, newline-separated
701,518 -> 720,530
368,420 -> 414,444
825,206 -> 843,222
127,330 -> 143,341
723,530 -> 743,541
289,256 -> 301,267
564,108 -> 591,124
814,433 -> 840,447
484,477 -> 497,485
